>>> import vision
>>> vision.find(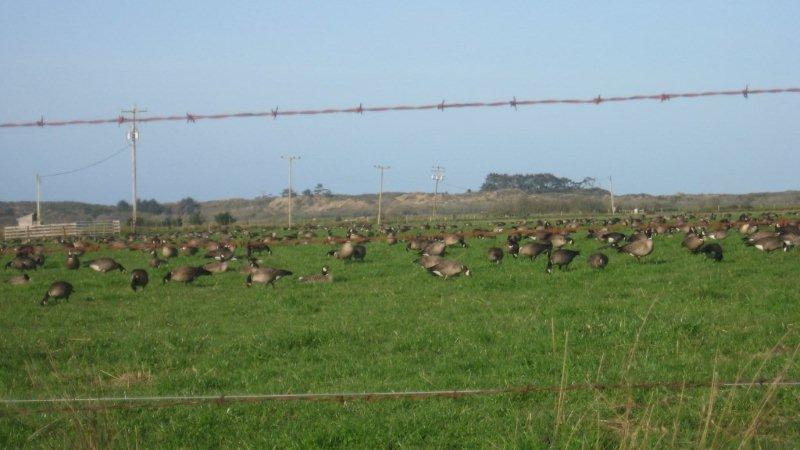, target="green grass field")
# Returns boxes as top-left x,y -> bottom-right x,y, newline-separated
1,229 -> 799,448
